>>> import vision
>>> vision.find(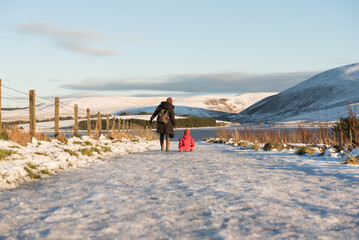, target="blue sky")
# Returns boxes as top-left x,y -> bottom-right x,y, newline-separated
0,0 -> 358,99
